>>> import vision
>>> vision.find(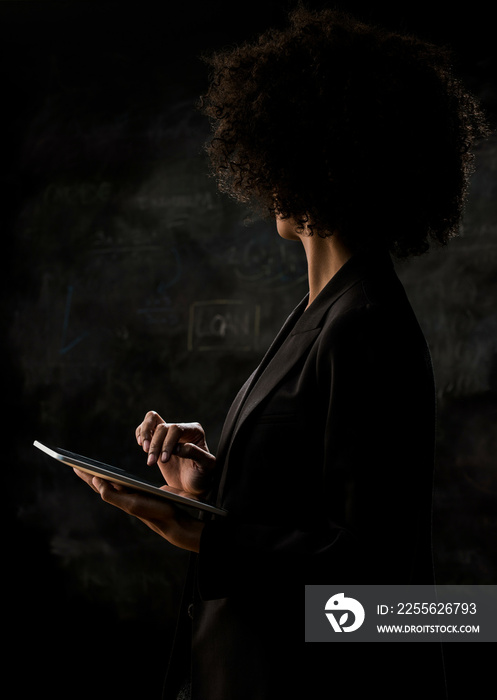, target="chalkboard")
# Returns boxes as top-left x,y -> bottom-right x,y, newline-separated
396,134 -> 497,587
3,1 -> 496,697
